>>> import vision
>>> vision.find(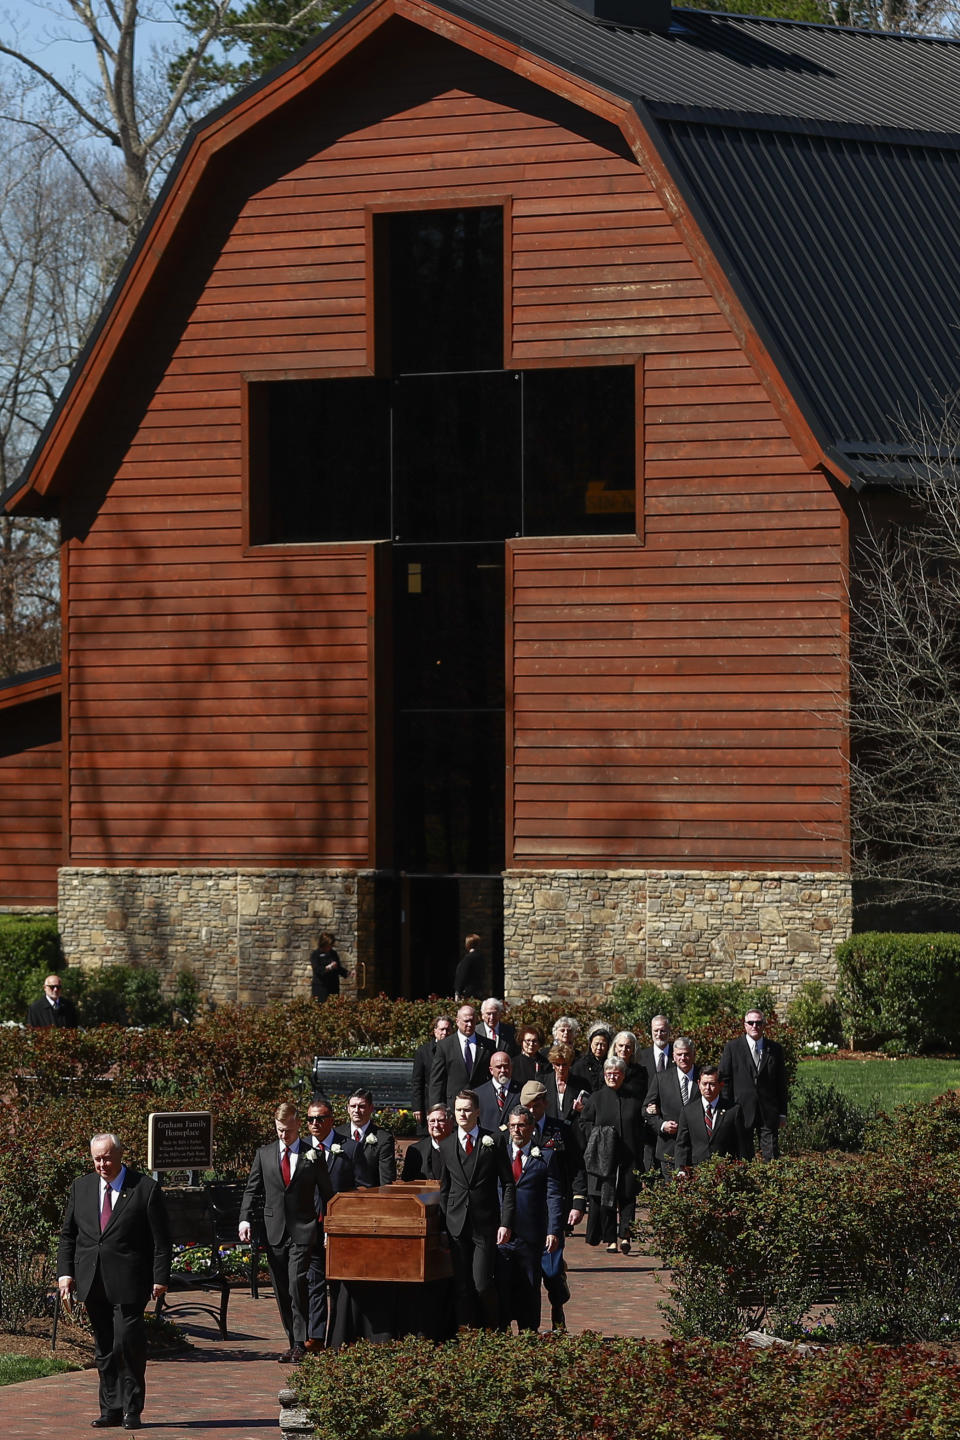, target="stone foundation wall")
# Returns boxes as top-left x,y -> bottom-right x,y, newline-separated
57,867 -> 362,1006
503,869 -> 852,1008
